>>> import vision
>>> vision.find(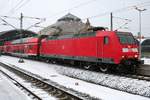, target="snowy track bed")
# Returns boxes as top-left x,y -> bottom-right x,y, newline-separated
0,62 -> 92,100
0,56 -> 150,100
